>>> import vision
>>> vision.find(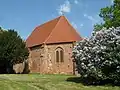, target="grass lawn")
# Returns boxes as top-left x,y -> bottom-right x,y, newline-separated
0,74 -> 120,90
